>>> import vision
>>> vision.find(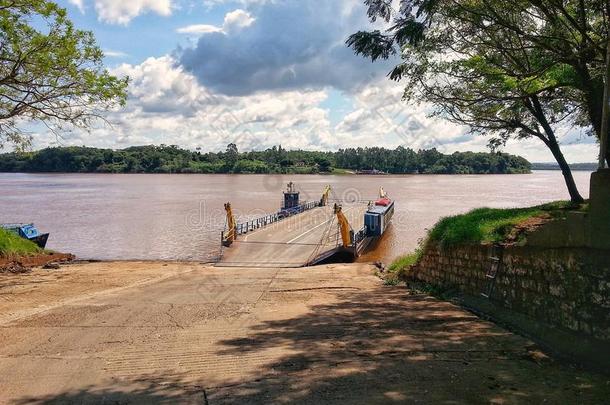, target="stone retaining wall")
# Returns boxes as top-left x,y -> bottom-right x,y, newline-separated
410,244 -> 610,342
